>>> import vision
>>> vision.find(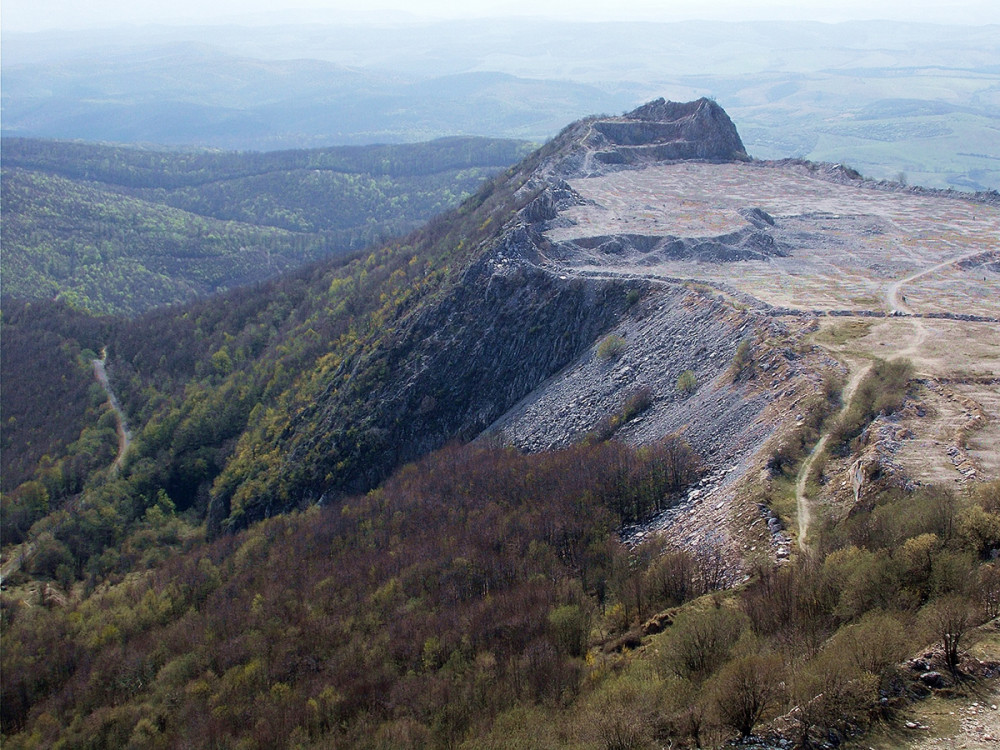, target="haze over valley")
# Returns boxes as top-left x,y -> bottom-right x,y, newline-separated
4,16 -> 1000,190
